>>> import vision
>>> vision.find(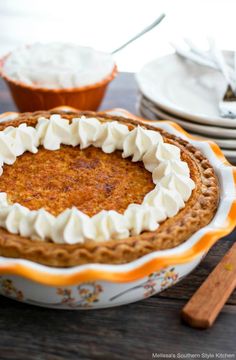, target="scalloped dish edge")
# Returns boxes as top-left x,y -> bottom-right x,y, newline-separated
0,106 -> 235,286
